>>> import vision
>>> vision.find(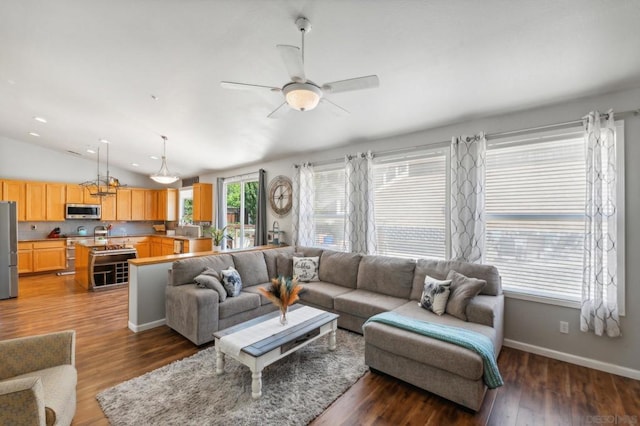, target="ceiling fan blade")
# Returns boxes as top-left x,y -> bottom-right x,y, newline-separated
321,98 -> 350,116
322,75 -> 379,94
267,102 -> 291,119
276,45 -> 306,83
220,81 -> 281,92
